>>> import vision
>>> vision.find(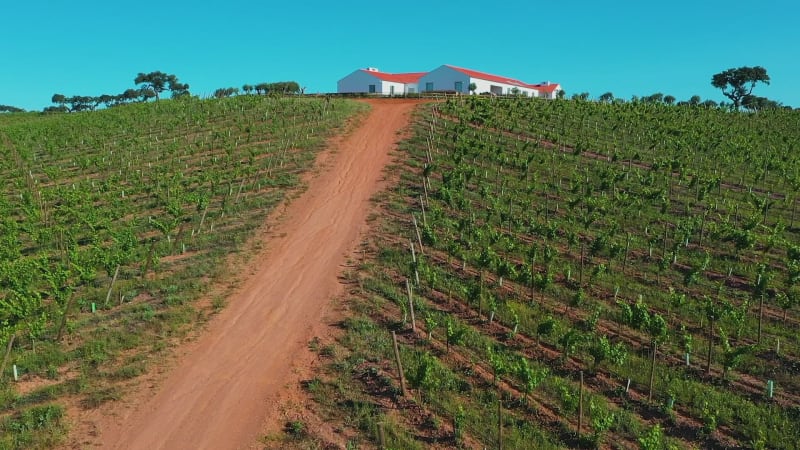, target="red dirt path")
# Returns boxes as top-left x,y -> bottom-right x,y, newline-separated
91,99 -> 423,449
